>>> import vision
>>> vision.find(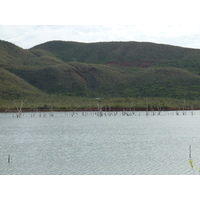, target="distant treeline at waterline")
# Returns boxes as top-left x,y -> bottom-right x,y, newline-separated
0,96 -> 200,113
